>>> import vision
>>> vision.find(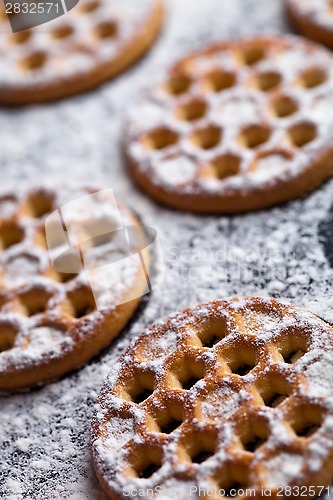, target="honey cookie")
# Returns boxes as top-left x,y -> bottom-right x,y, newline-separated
287,0 -> 333,47
0,0 -> 164,104
92,297 -> 333,499
0,186 -> 150,392
126,36 -> 333,213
